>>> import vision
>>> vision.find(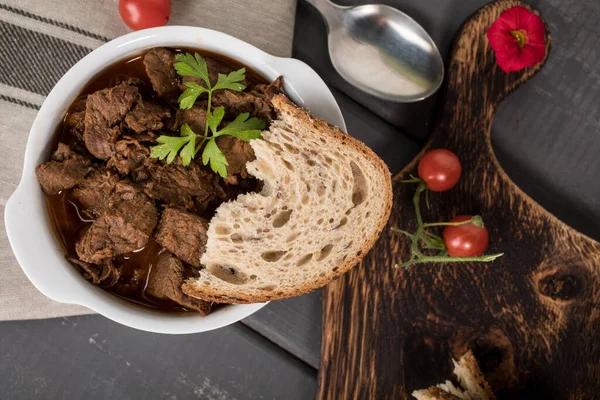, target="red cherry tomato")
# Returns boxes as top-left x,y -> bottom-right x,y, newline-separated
418,149 -> 462,192
119,0 -> 170,31
443,215 -> 489,257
